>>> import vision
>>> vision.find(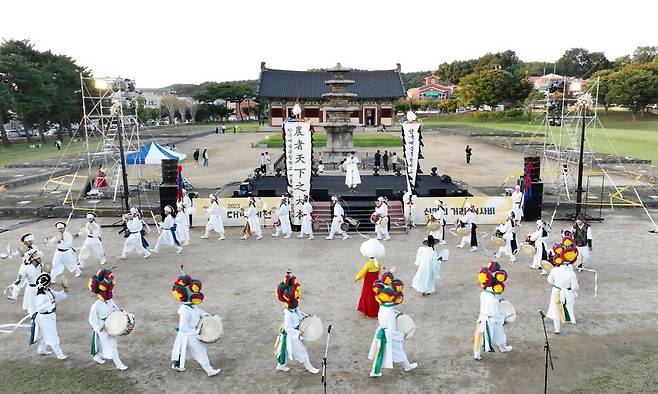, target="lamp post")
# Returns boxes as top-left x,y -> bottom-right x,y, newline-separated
574,94 -> 592,218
